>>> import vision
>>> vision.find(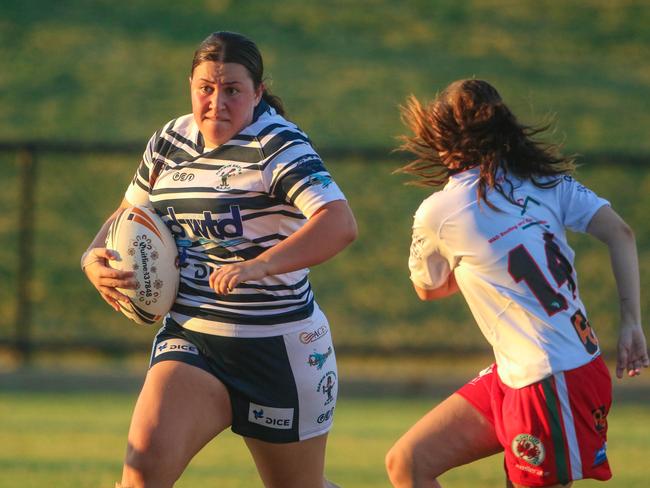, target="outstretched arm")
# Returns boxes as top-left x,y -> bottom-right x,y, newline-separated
586,205 -> 649,378
210,200 -> 357,294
